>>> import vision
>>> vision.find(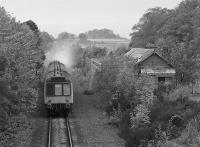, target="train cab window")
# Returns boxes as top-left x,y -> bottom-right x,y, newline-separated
55,84 -> 62,96
63,84 -> 71,96
46,83 -> 54,96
